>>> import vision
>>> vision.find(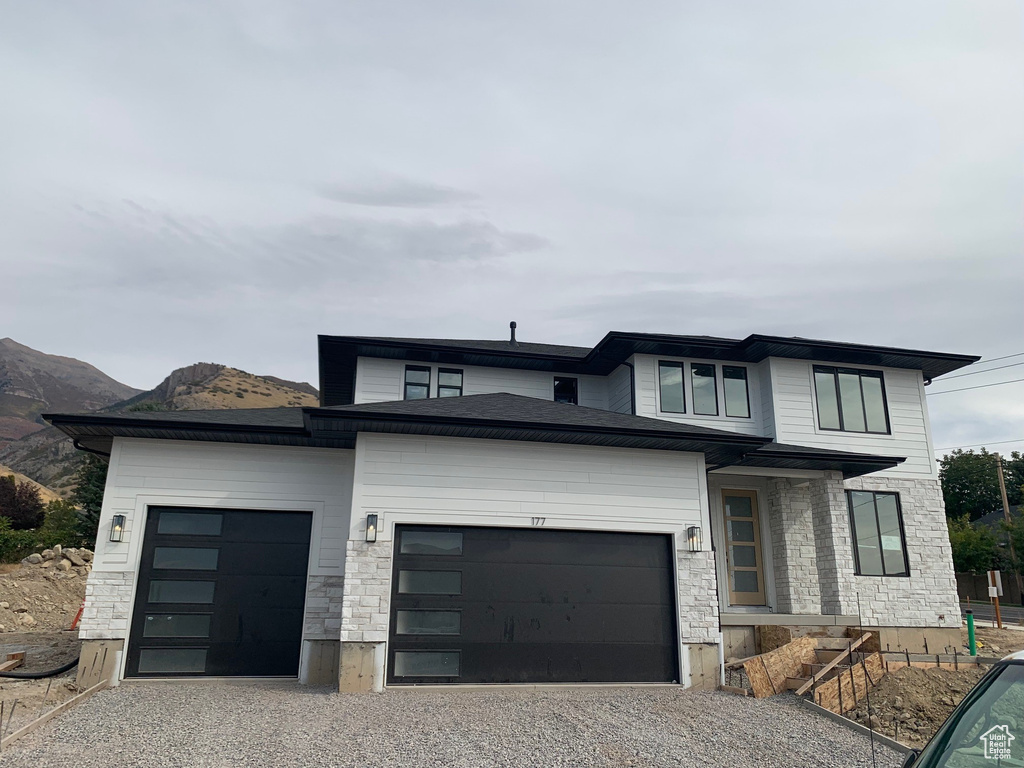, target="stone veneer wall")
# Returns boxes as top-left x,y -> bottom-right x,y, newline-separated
676,550 -> 719,643
78,571 -> 134,640
339,540 -> 392,644
765,479 -> 821,614
844,476 -> 960,629
304,575 -> 347,639
809,472 -> 856,616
